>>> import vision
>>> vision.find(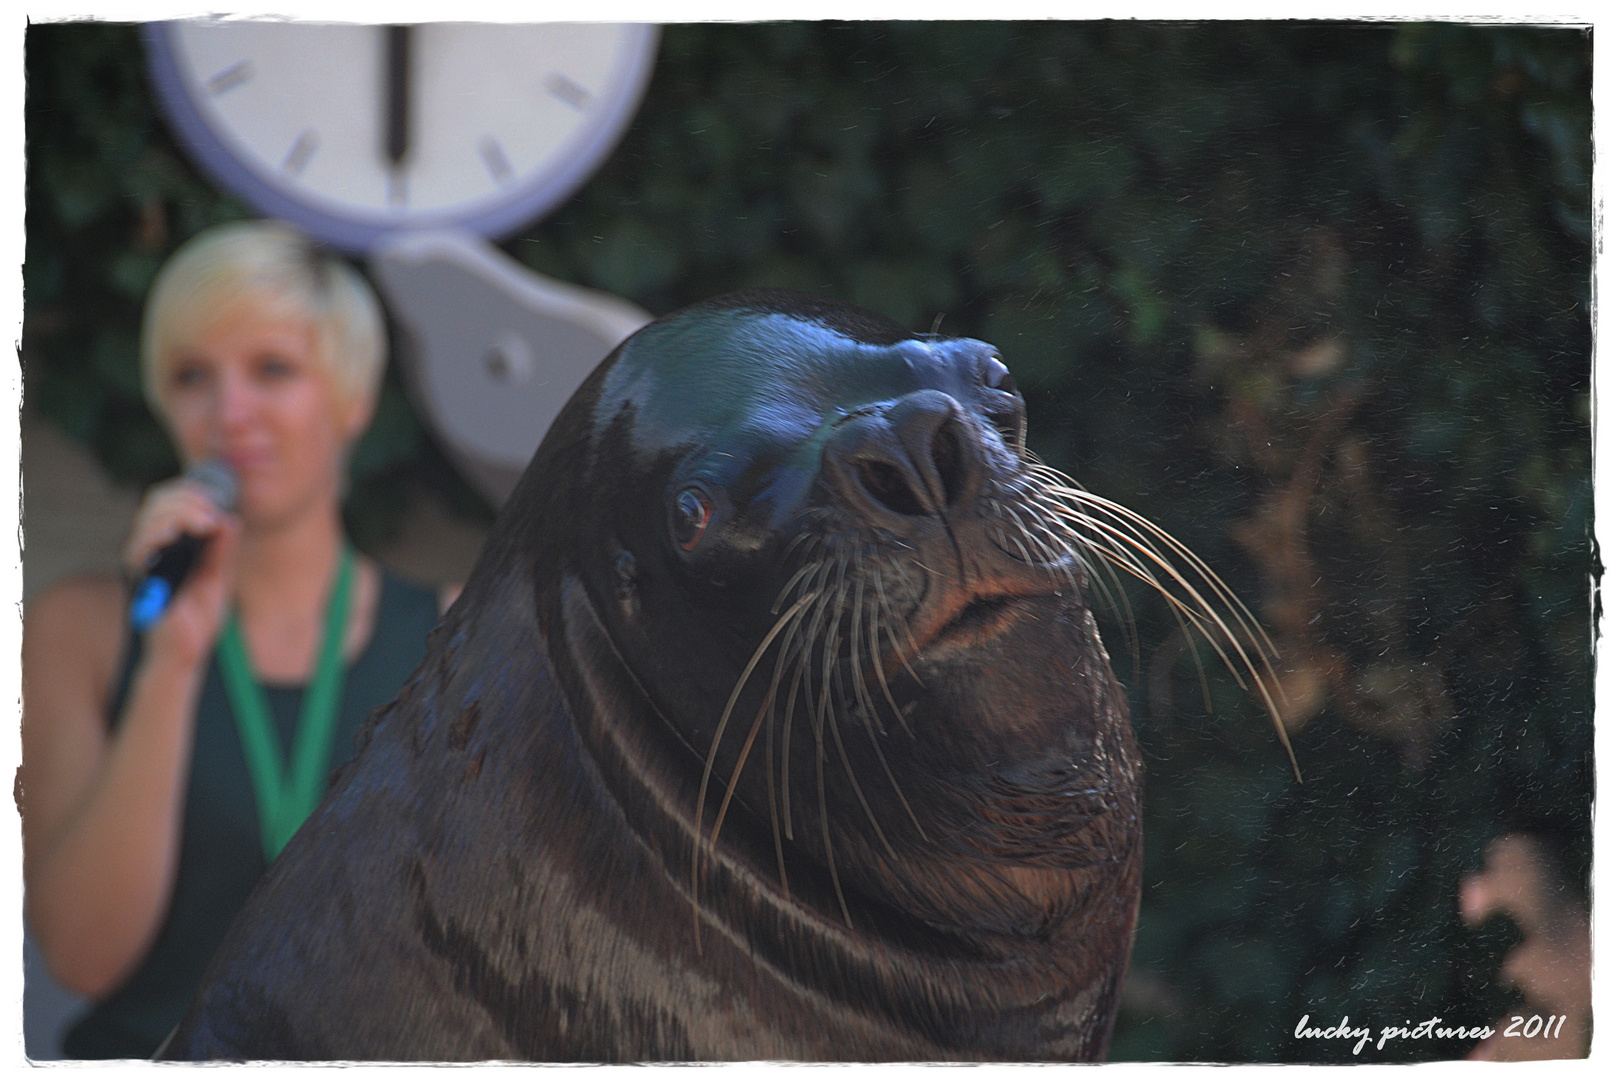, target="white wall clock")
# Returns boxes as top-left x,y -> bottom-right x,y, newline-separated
144,21 -> 659,253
